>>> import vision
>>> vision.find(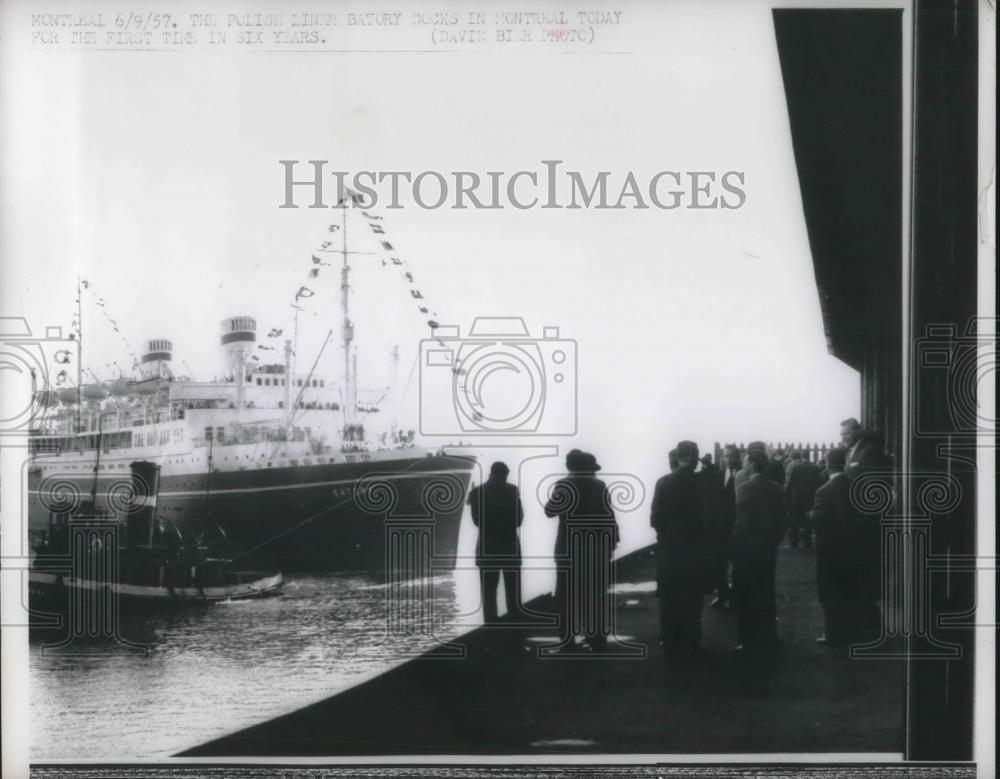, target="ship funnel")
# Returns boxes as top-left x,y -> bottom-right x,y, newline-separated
140,338 -> 174,380
220,317 -> 256,414
126,460 -> 161,548
220,316 -> 256,378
